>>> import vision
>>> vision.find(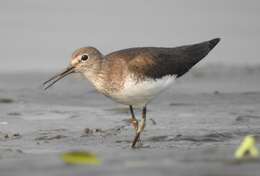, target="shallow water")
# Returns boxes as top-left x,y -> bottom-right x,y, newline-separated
0,70 -> 260,176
